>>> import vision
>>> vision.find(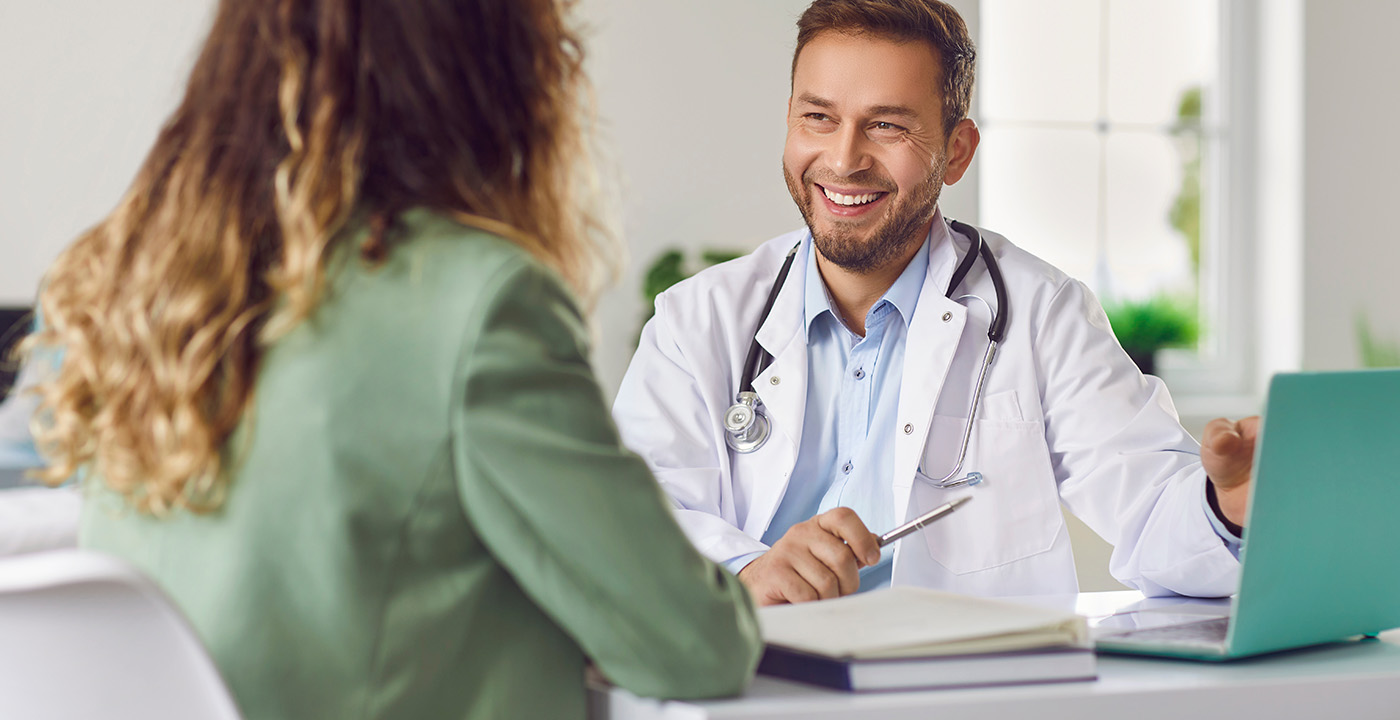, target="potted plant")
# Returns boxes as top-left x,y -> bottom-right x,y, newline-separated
638,248 -> 743,341
1103,295 -> 1199,376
